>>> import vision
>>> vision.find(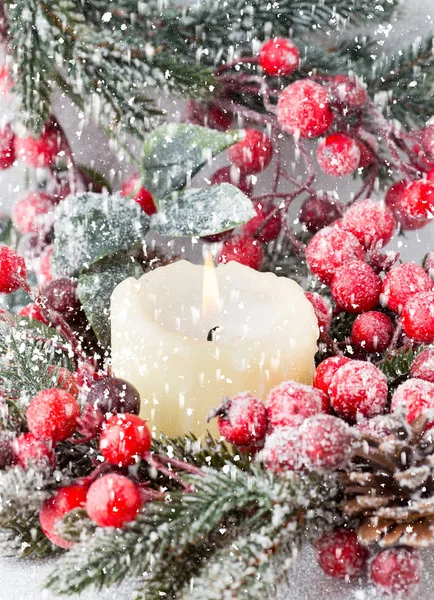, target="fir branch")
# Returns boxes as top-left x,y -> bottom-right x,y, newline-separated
378,345 -> 422,391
